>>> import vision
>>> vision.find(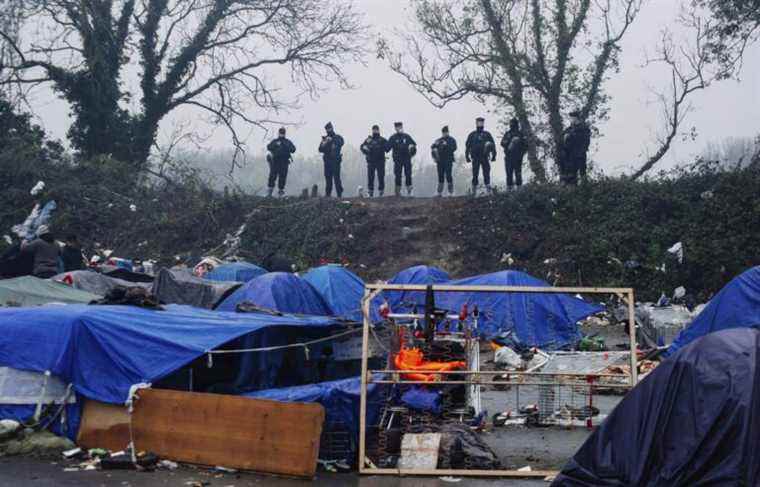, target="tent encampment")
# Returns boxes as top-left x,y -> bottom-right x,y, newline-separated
205,262 -> 267,283
53,270 -> 151,296
151,268 -> 240,309
303,265 -> 373,322
0,276 -> 100,307
216,272 -> 332,315
667,266 -> 760,356
437,270 -> 603,348
554,327 -> 760,486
